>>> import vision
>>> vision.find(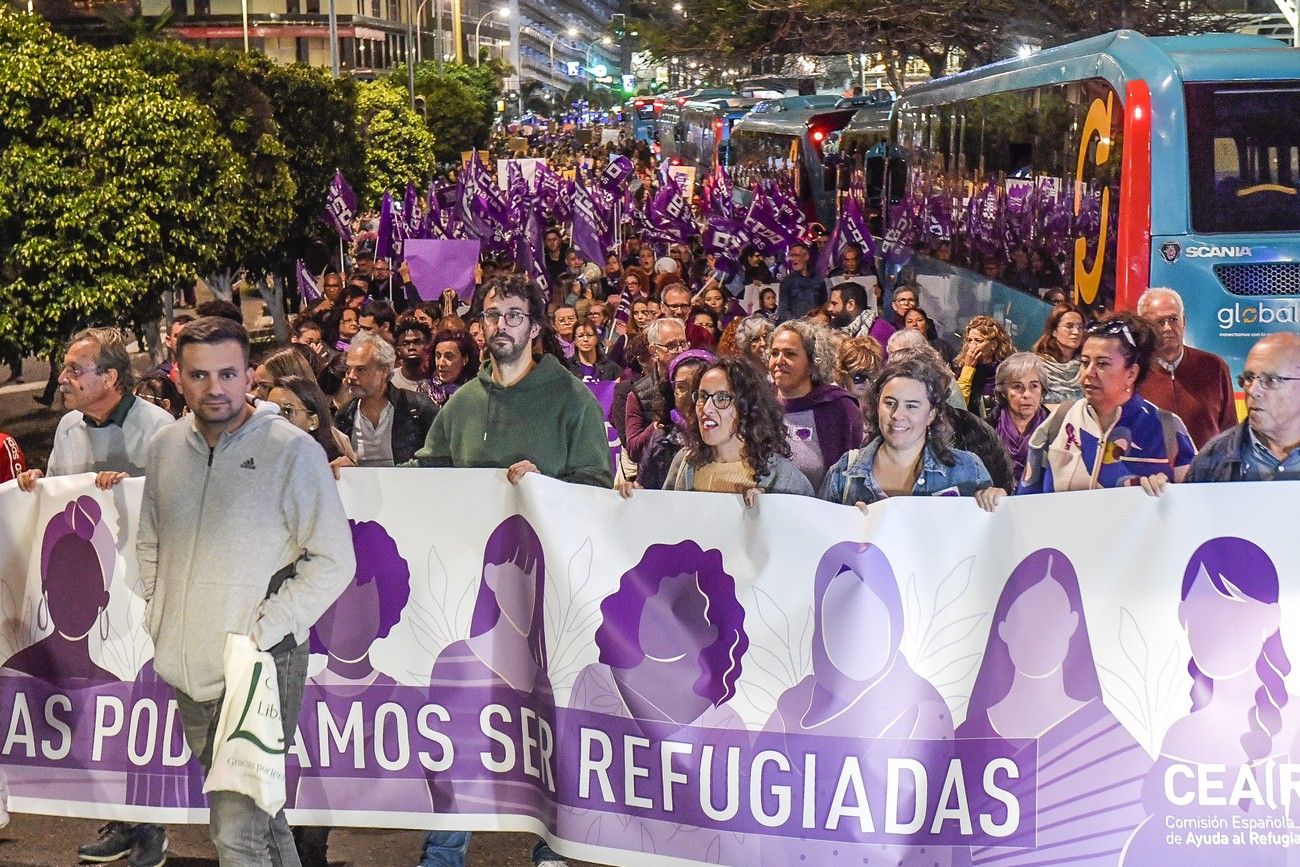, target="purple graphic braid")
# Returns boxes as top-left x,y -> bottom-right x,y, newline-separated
1182,537 -> 1290,763
470,515 -> 548,669
595,540 -> 748,706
